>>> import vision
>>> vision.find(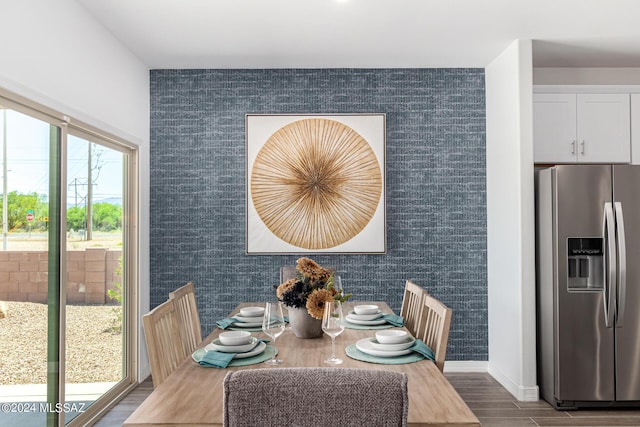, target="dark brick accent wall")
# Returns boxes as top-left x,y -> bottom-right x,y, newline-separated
150,68 -> 487,360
